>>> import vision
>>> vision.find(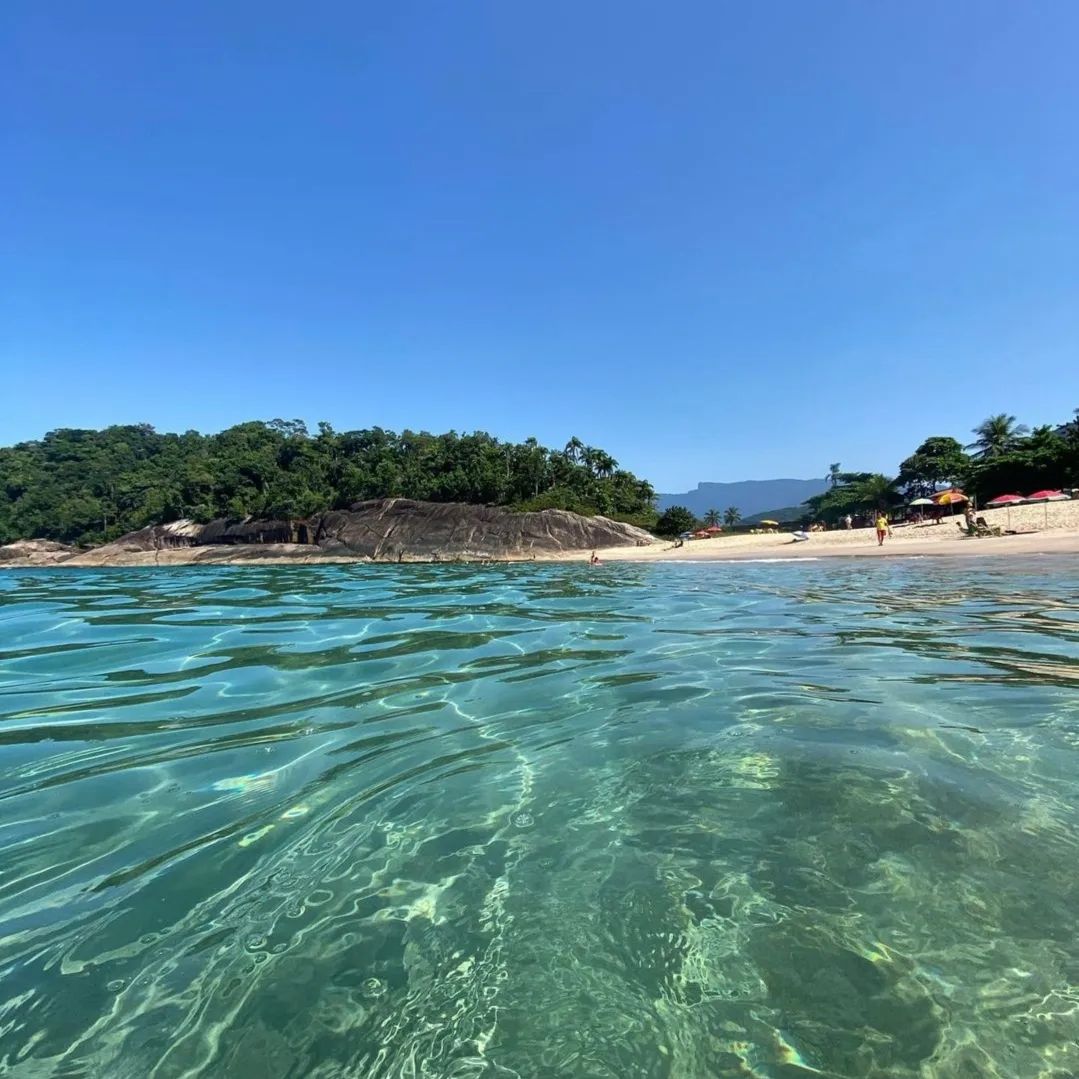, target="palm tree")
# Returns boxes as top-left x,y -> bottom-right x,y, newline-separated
828,462 -> 842,488
855,473 -> 897,509
590,450 -> 618,479
968,414 -> 1029,459
1027,424 -> 1061,453
703,508 -> 720,527
723,506 -> 741,526
563,436 -> 585,465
